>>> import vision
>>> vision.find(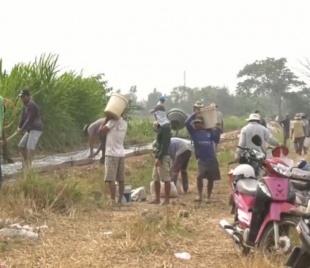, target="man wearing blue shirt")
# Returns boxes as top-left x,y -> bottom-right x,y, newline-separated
185,112 -> 221,203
